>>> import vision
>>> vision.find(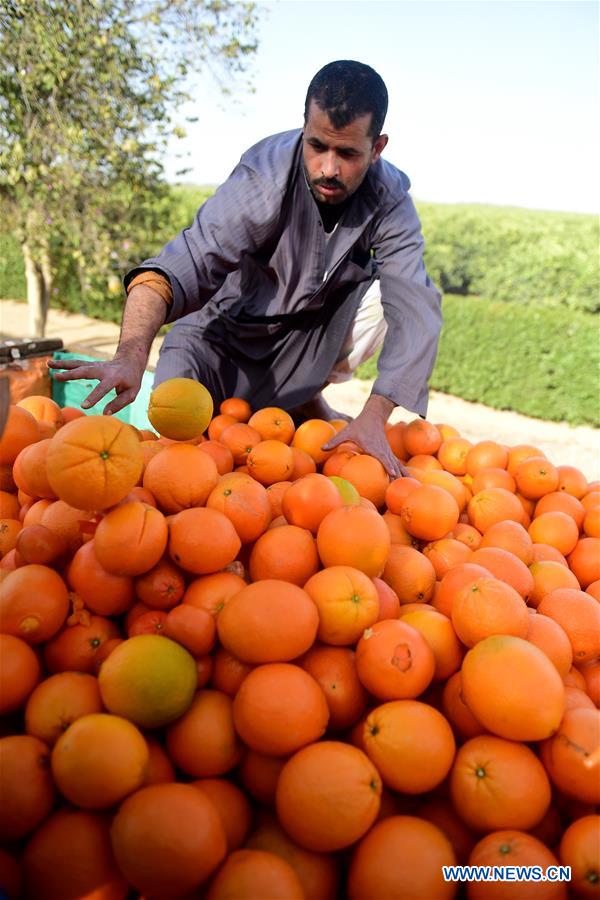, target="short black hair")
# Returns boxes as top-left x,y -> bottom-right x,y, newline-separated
304,60 -> 388,139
